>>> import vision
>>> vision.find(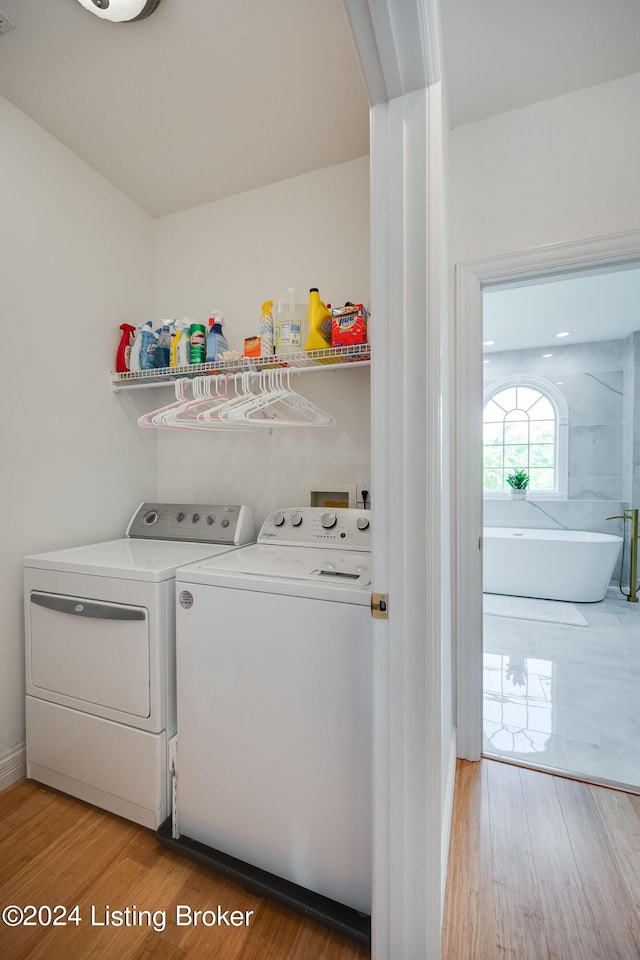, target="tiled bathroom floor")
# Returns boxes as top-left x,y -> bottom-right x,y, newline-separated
483,590 -> 640,791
